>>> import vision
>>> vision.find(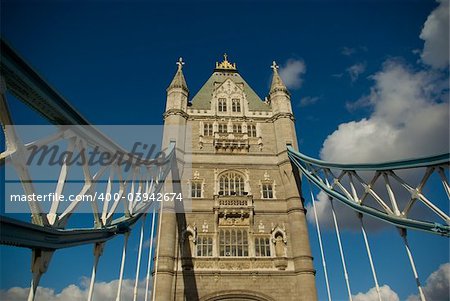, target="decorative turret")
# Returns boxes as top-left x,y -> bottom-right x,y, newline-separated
269,61 -> 289,95
165,57 -> 189,114
167,57 -> 189,93
269,61 -> 292,115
